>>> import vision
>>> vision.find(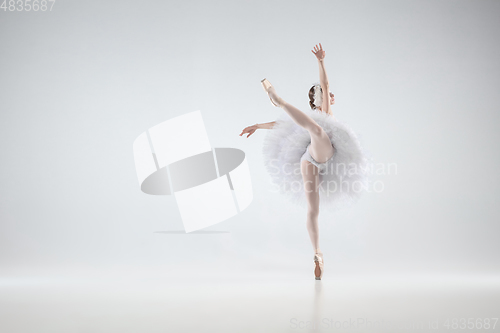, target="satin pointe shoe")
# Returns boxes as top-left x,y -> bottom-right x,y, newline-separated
314,252 -> 324,280
261,78 -> 283,107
